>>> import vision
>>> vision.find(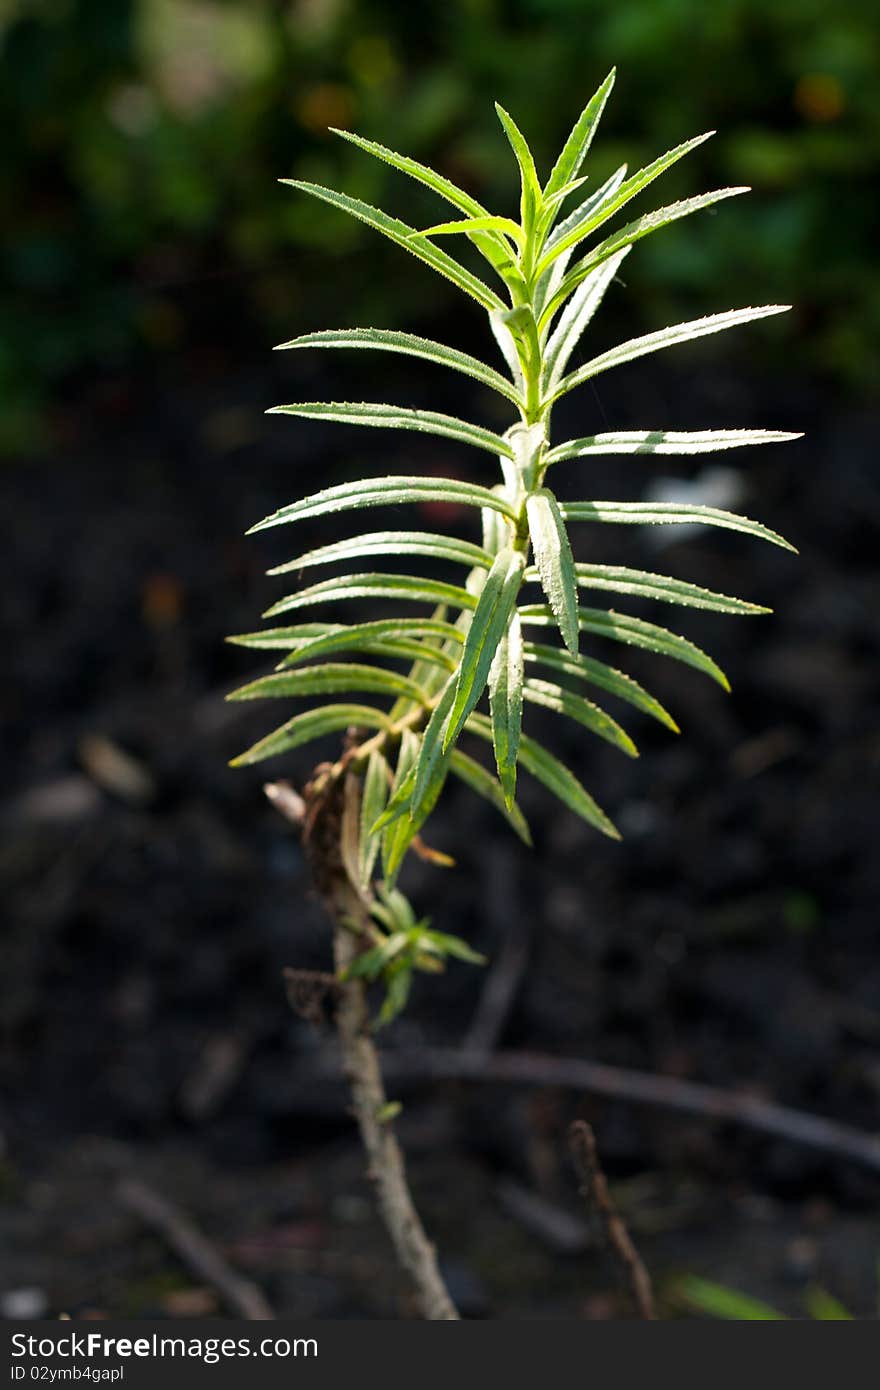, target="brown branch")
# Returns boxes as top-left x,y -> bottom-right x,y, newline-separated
265,775 -> 459,1321
326,1047 -> 880,1176
568,1121 -> 656,1319
117,1178 -> 274,1320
